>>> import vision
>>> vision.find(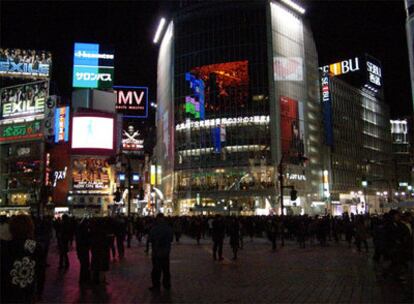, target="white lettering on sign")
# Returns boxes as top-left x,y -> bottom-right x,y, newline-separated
366,61 -> 382,86
286,173 -> 307,181
2,97 -> 45,118
74,51 -> 114,60
117,90 -> 144,106
175,115 -> 270,131
75,72 -> 112,81
53,166 -> 67,187
320,57 -> 360,76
